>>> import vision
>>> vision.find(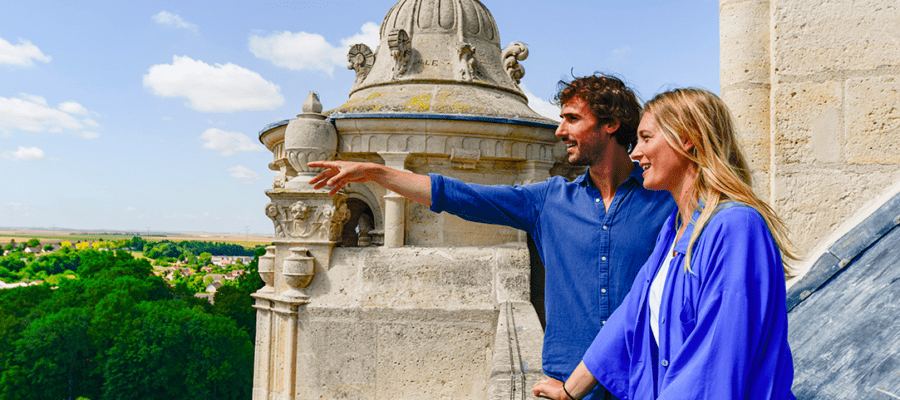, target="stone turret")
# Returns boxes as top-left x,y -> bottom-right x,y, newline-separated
254,1 -> 558,398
